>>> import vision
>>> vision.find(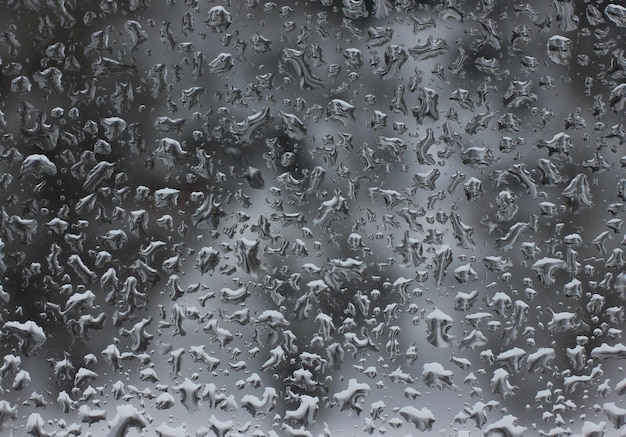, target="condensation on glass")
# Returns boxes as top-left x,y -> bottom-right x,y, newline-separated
0,0 -> 624,436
